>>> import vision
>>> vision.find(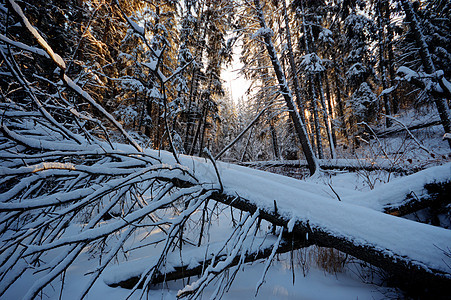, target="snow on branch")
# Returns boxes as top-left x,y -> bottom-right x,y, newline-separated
7,0 -> 66,71
5,0 -> 143,152
397,66 -> 451,99
0,104 -> 217,298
